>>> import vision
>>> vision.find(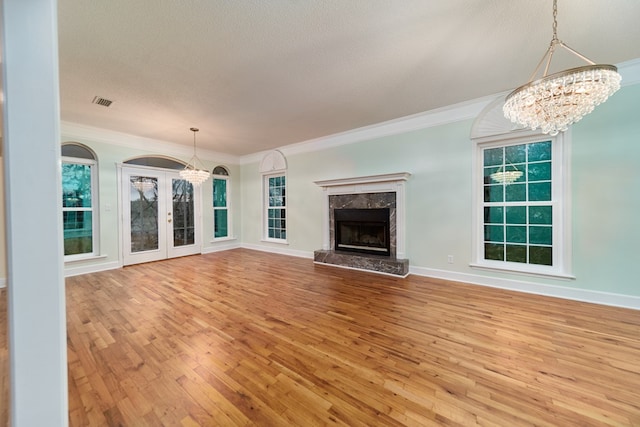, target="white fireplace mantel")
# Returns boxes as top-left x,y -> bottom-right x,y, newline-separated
314,172 -> 411,259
